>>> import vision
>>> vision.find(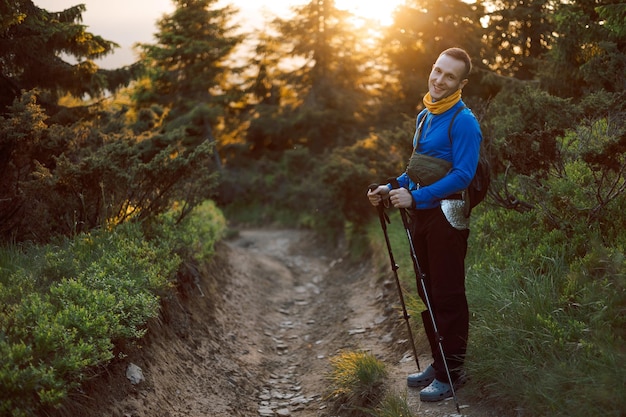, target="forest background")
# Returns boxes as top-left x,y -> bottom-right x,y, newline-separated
0,0 -> 625,416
